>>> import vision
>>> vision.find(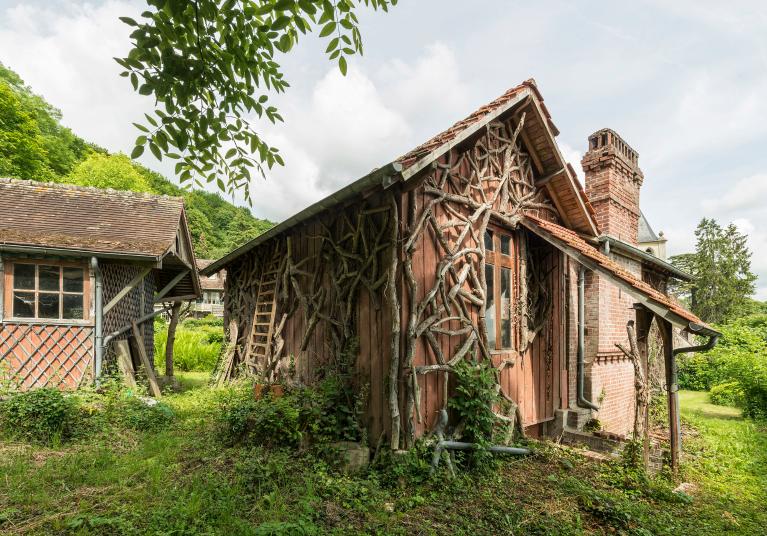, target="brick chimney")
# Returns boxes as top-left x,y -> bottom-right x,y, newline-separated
582,129 -> 643,244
